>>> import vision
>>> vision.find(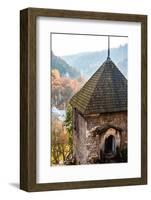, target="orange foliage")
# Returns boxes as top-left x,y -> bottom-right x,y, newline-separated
51,69 -> 85,109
